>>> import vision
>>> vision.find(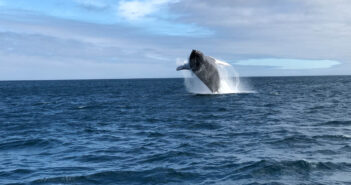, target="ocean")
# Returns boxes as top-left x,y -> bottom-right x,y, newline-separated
0,76 -> 351,185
